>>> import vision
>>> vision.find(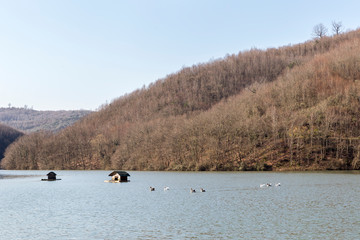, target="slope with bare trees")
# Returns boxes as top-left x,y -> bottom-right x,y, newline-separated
2,29 -> 360,171
0,124 -> 23,163
0,108 -> 92,133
